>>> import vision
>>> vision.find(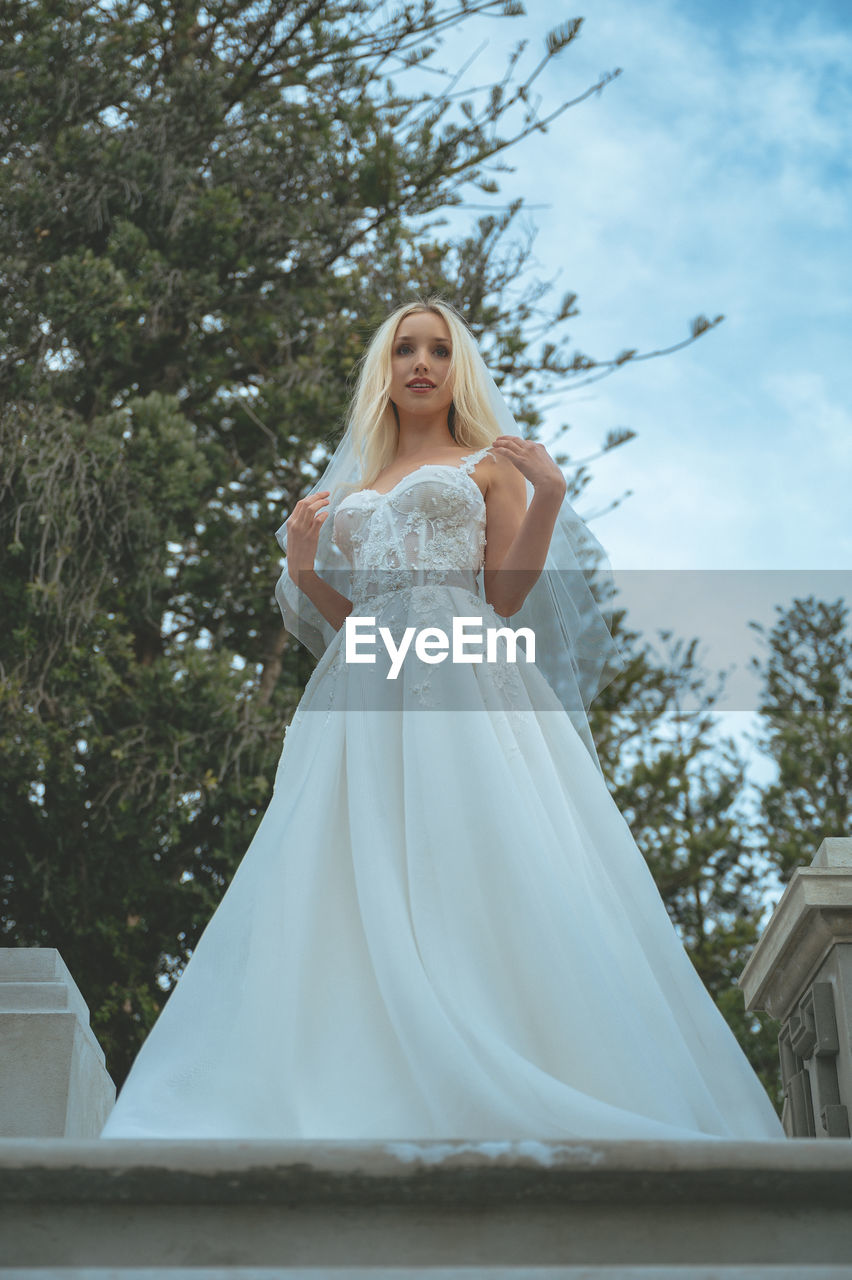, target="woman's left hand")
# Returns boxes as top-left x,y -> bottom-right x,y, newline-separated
490,436 -> 567,498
